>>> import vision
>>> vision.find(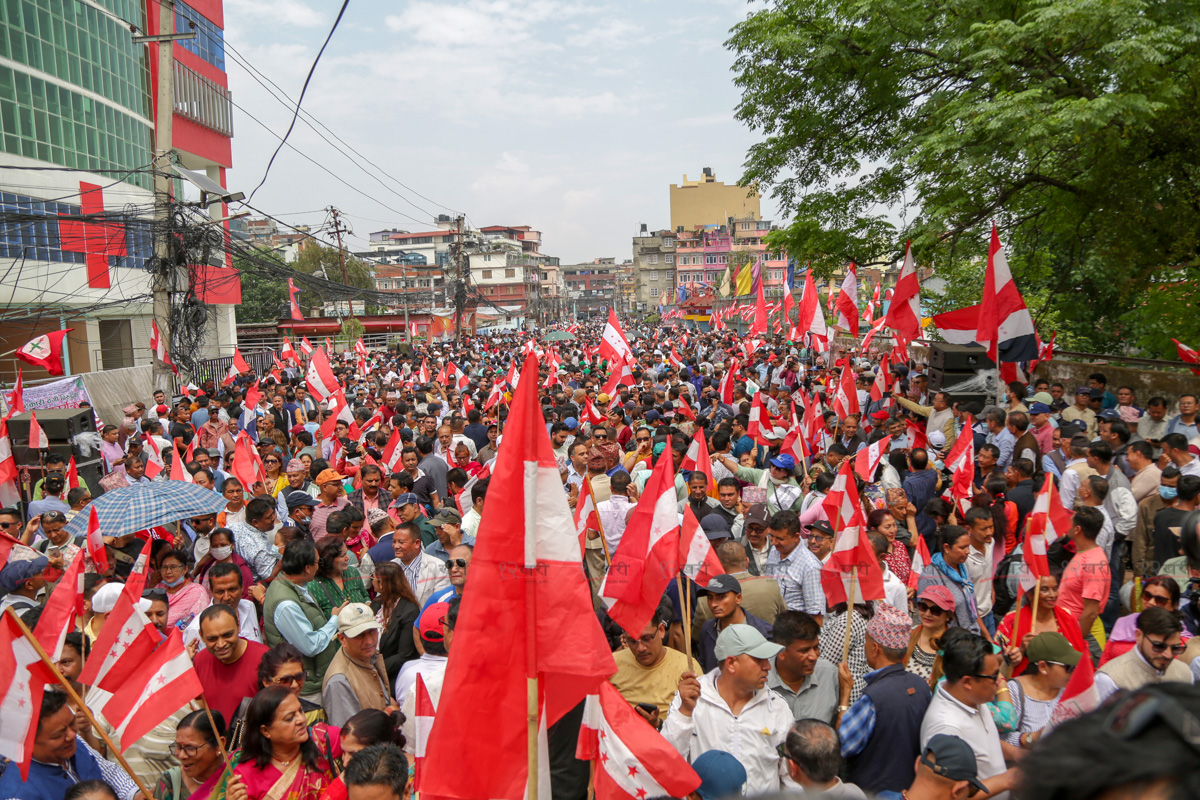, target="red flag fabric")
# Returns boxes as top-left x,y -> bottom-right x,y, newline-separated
0,610 -> 56,778
485,379 -> 506,412
354,338 -> 368,356
1024,478 -> 1073,580
142,432 -> 164,478
577,681 -> 701,800
305,349 -> 340,400
718,360 -> 738,405
835,262 -> 860,337
85,506 -> 109,575
103,630 -> 202,749
381,428 -> 404,474
232,432 -> 266,494
599,451 -> 682,636
169,443 -> 193,483
908,534 -> 932,591
26,411 -> 47,450
320,390 -> 355,440
854,435 -> 892,482
869,356 -> 891,403
796,268 -> 829,349
122,534 -> 154,599
821,461 -> 885,605
33,551 -> 85,658
747,392 -> 771,446
79,576 -> 158,690
413,673 -> 434,793
420,352 -> 616,800
300,336 -> 314,356
601,355 -> 634,399
679,429 -> 714,492
1044,653 -> 1099,729
678,506 -> 723,588
599,309 -> 634,365
1172,338 -> 1200,377
574,476 -> 601,558
943,415 -> 975,515
883,242 -> 921,343
750,277 -> 768,336
905,419 -> 930,452
977,225 -> 1038,363
831,363 -> 859,420
149,321 -> 176,375
16,329 -> 72,376
287,278 -> 304,321
581,397 -> 606,426
6,369 -> 23,415
232,348 -> 251,373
